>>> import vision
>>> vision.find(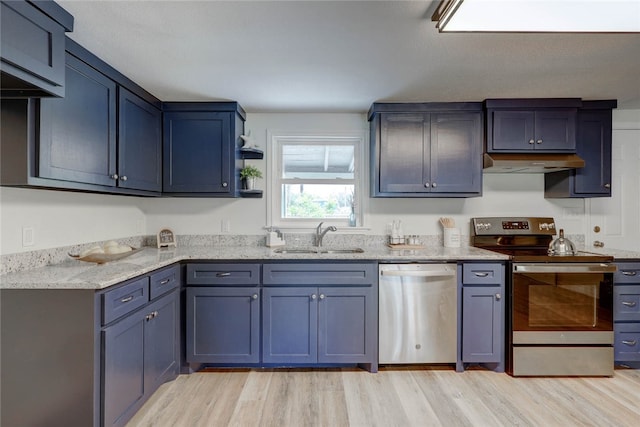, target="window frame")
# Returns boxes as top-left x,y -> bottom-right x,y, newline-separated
267,131 -> 367,230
